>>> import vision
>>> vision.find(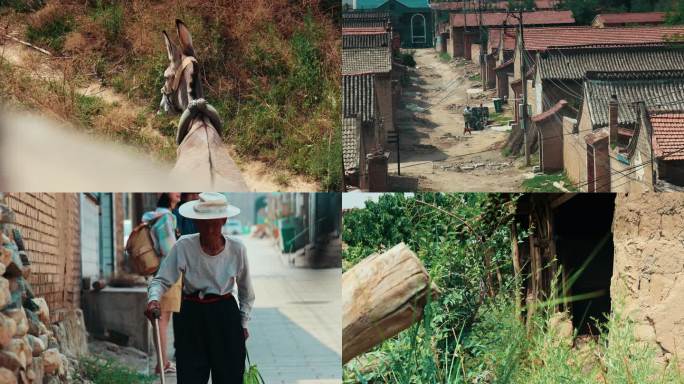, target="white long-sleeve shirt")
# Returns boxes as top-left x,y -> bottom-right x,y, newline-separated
148,234 -> 255,327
